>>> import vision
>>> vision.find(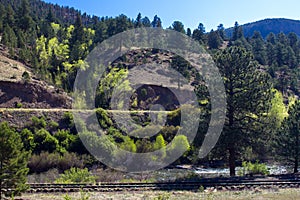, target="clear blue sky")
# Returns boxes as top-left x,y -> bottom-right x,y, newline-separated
44,0 -> 300,31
